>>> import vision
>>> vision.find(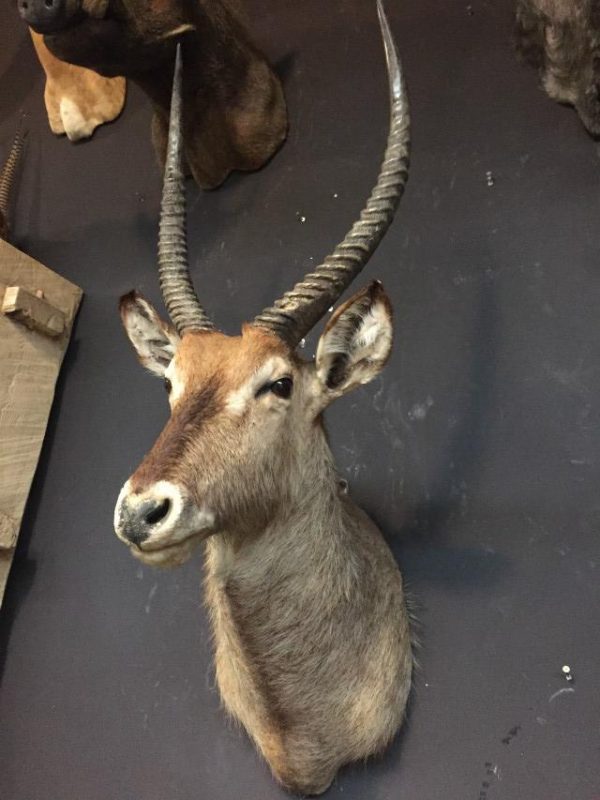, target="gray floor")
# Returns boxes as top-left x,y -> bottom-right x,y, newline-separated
1,1 -> 599,798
